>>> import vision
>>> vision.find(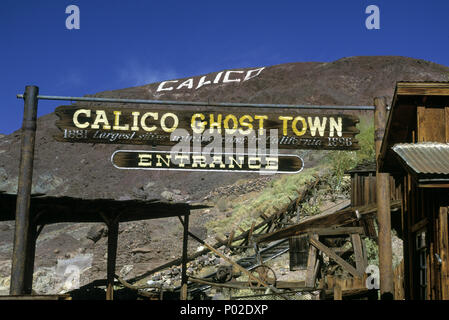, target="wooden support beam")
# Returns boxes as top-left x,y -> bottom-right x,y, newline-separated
309,237 -> 362,278
439,207 -> 449,300
253,242 -> 262,265
334,284 -> 342,300
305,234 -> 319,288
227,230 -> 235,248
351,233 -> 366,274
393,260 -> 405,300
361,236 -> 368,267
411,218 -> 429,233
23,222 -> 37,294
374,96 -> 394,299
10,86 -> 39,296
106,219 -> 119,300
363,218 -> 378,239
248,222 -> 256,244
180,213 -> 190,300
306,227 -> 364,236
